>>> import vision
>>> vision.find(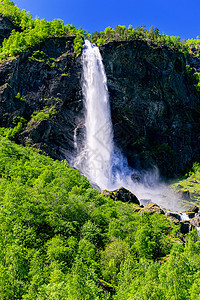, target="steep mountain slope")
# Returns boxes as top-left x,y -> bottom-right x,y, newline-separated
0,15 -> 199,177
101,40 -> 200,176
